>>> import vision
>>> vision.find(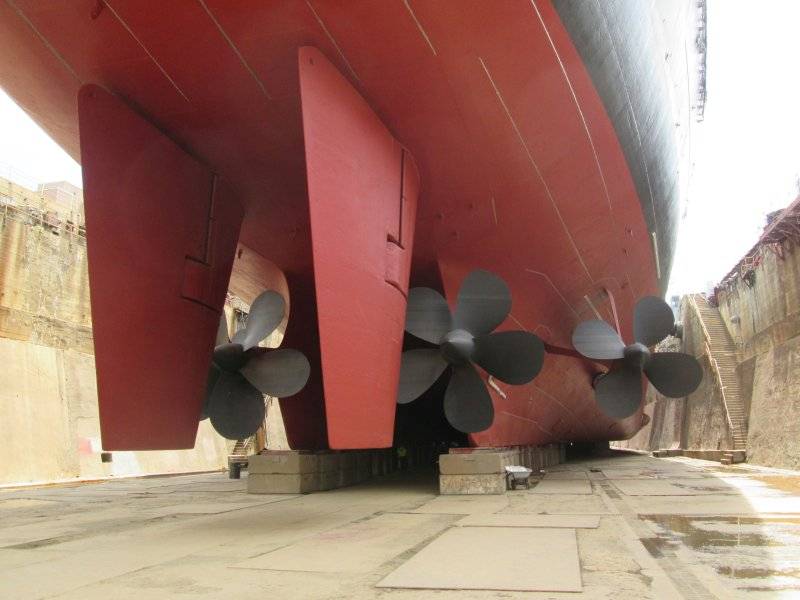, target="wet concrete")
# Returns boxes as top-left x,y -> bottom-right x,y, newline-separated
600,457 -> 800,597
0,452 -> 799,598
